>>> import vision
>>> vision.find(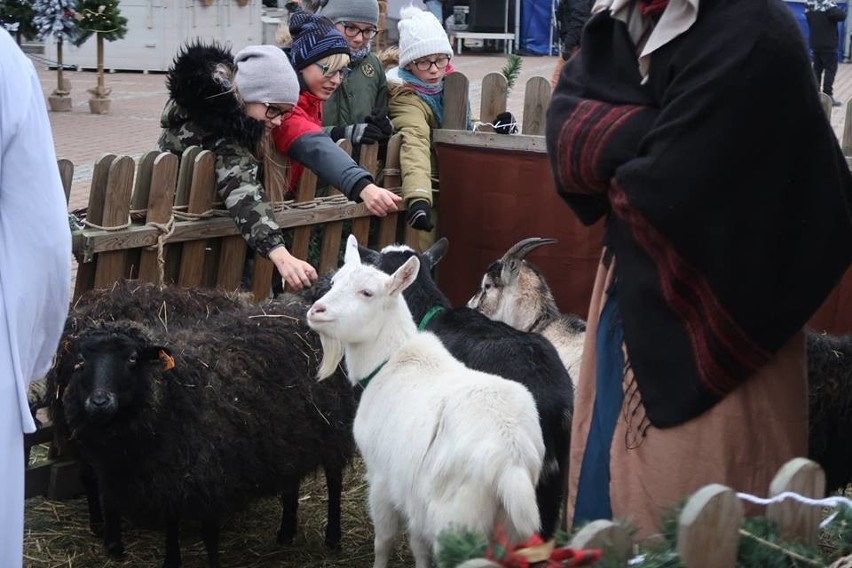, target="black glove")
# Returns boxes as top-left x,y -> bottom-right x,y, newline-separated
330,123 -> 384,145
406,199 -> 434,232
364,108 -> 394,142
493,111 -> 518,135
